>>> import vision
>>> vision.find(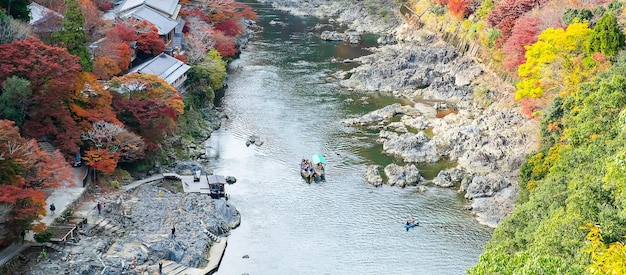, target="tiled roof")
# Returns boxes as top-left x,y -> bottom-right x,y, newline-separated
127,6 -> 178,35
